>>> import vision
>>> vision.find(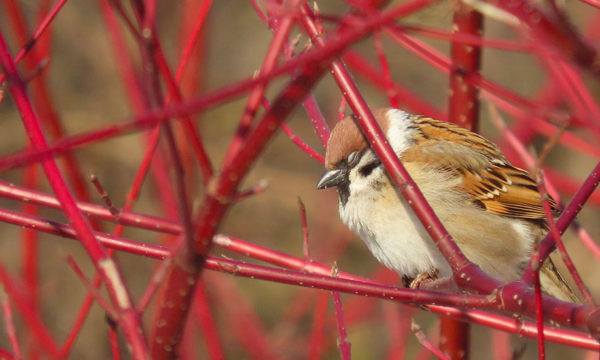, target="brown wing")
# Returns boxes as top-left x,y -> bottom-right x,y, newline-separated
402,116 -> 559,222
461,162 -> 558,220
